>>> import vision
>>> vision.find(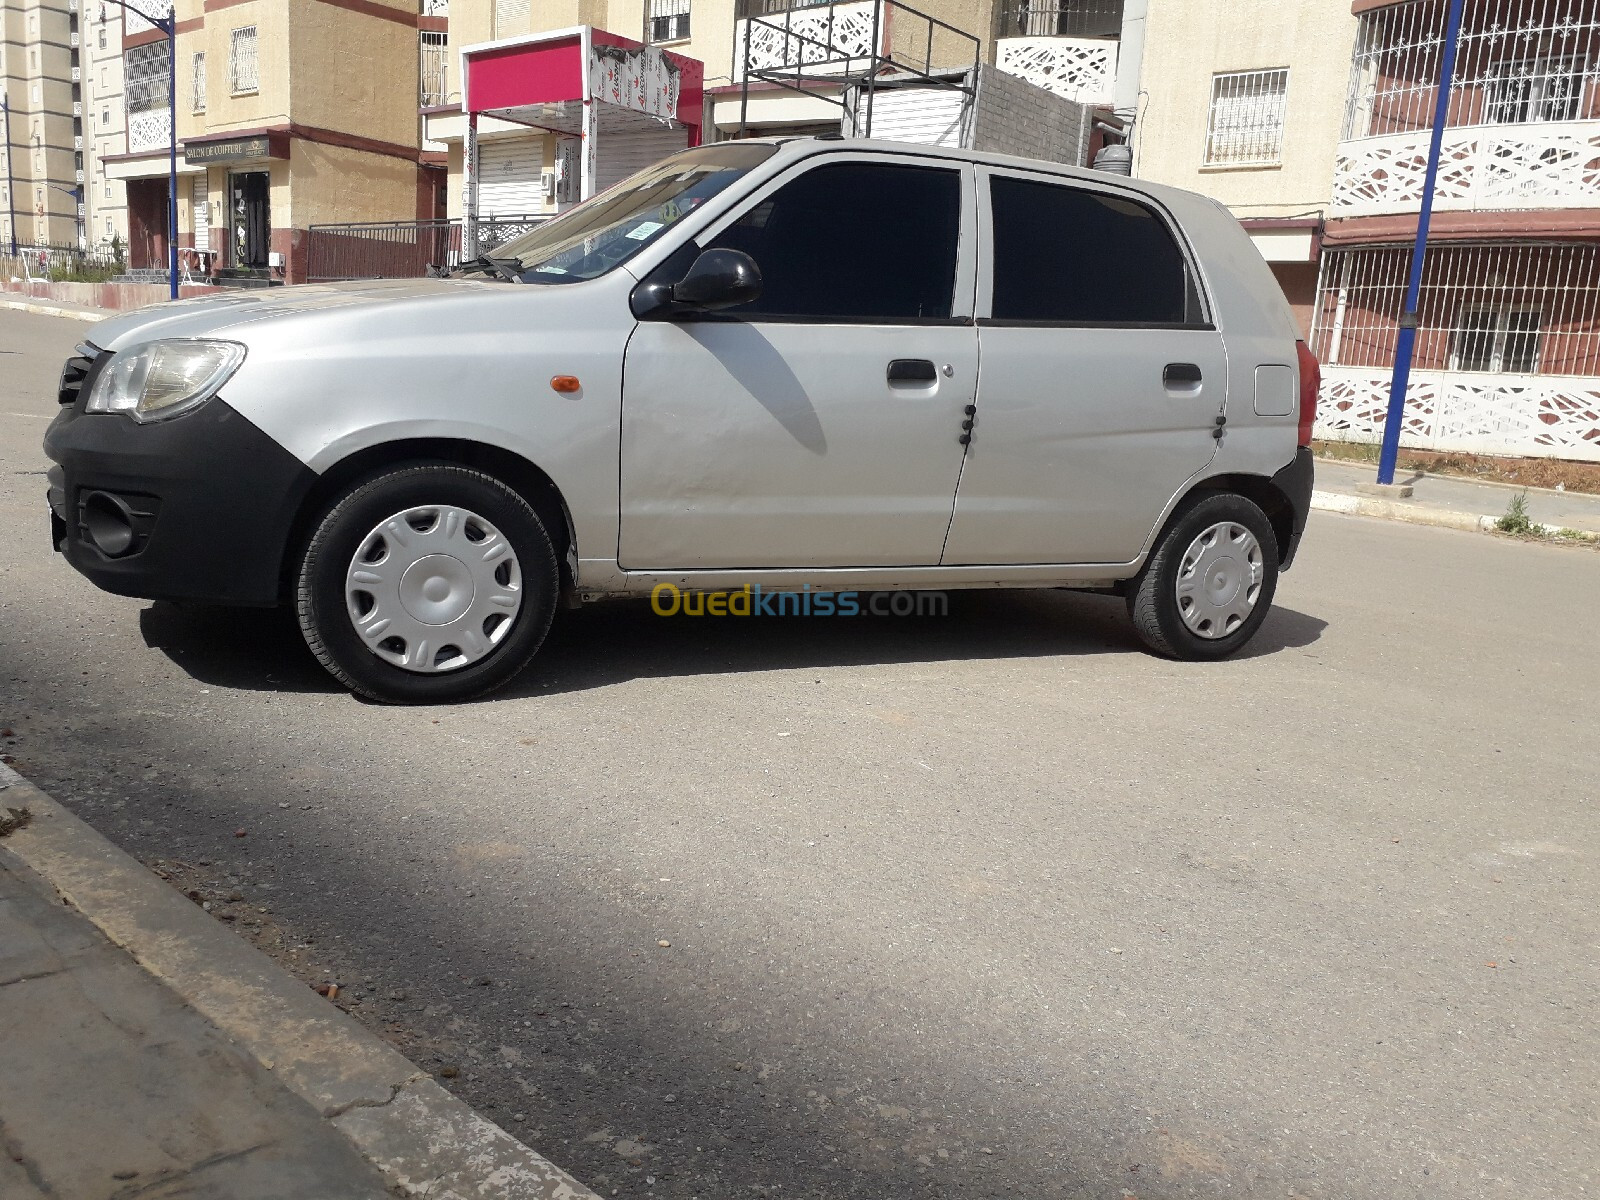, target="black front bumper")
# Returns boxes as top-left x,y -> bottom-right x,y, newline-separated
1271,446 -> 1315,571
45,396 -> 317,607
